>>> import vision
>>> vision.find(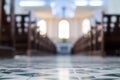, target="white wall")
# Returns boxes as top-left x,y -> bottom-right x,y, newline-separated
15,0 -> 29,14
5,0 -> 28,14
17,0 -> 120,45
108,0 -> 120,14
46,18 -> 83,44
